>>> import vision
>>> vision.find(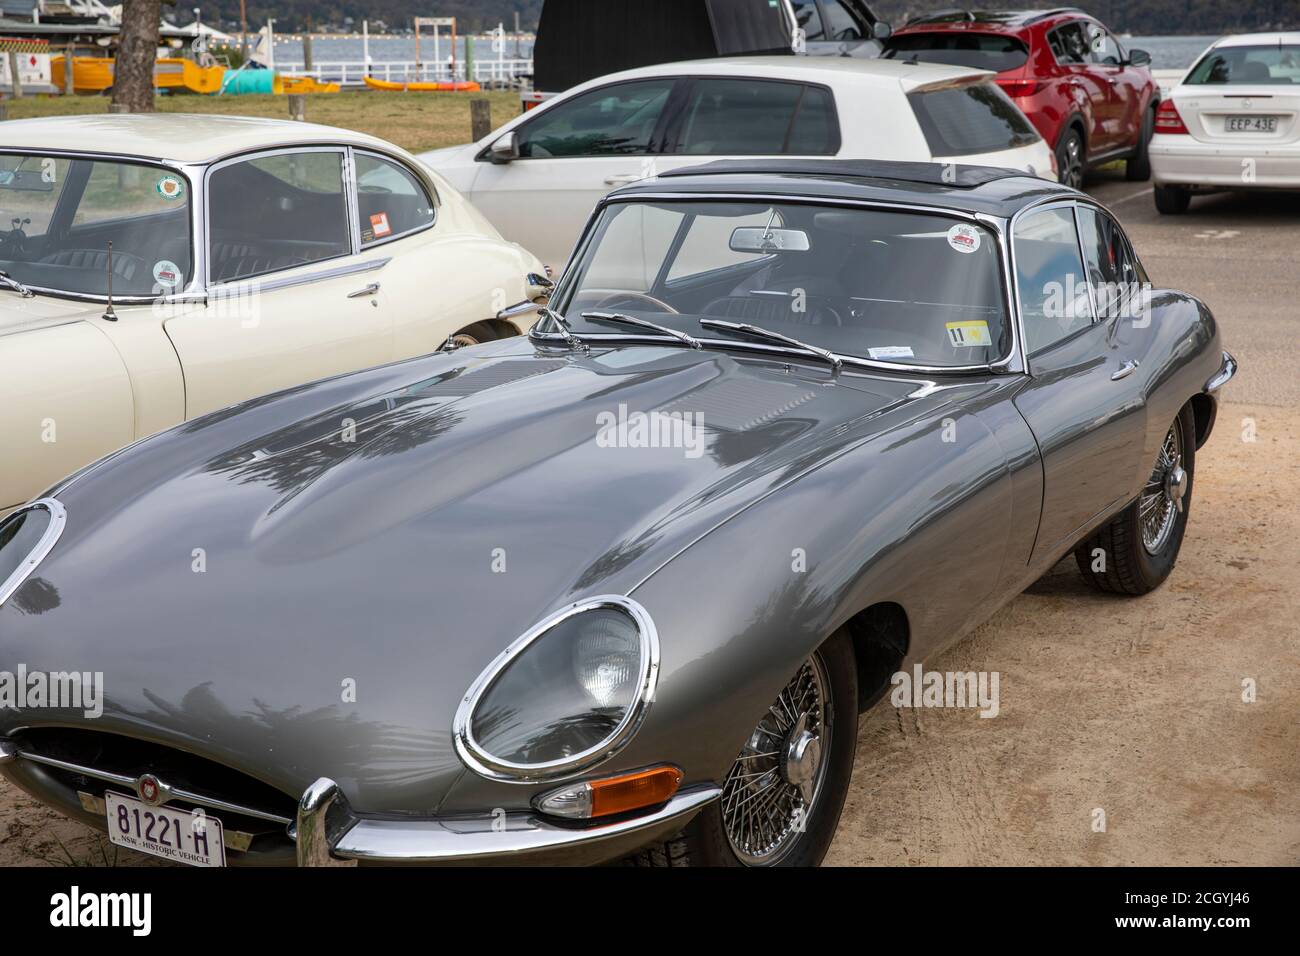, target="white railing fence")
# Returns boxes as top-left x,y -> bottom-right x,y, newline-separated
278,58 -> 533,87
